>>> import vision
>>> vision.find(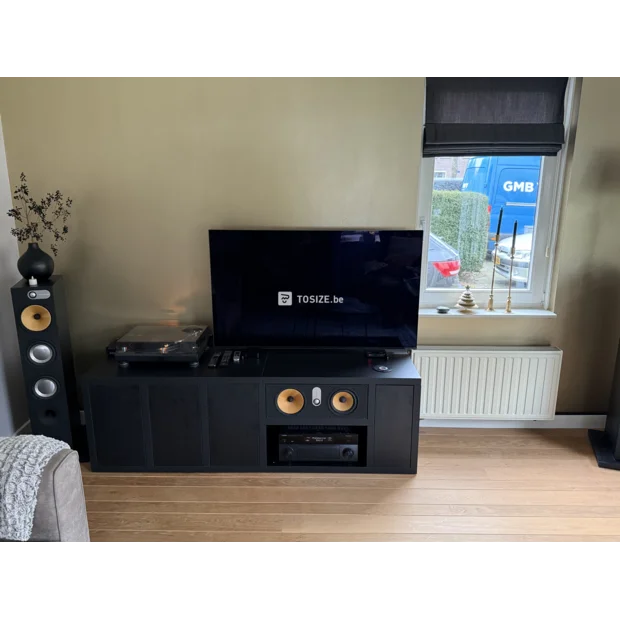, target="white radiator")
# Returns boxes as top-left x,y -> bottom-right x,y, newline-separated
412,346 -> 562,420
